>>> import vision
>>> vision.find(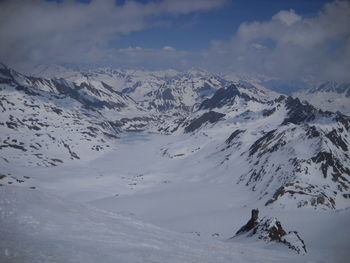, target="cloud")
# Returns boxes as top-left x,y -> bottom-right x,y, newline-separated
1,0 -> 349,82
272,10 -> 301,26
110,46 -> 192,69
0,0 -> 227,68
202,0 -> 350,82
163,46 -> 175,51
